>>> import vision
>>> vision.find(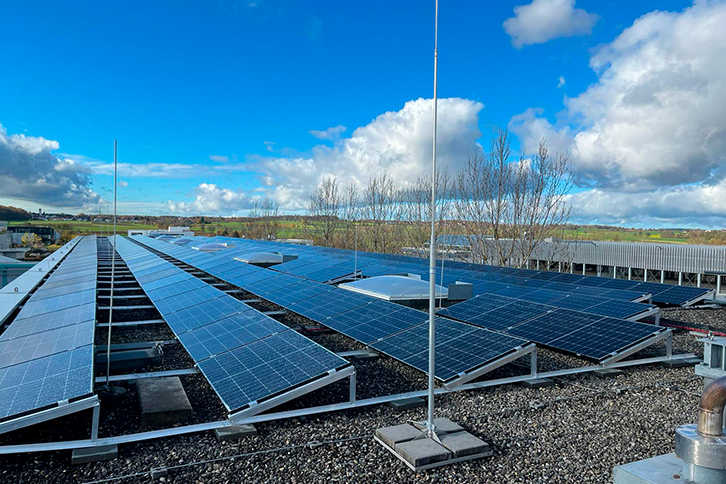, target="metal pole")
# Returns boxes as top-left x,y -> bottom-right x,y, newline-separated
105,140 -> 118,387
354,223 -> 358,279
426,0 -> 439,438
